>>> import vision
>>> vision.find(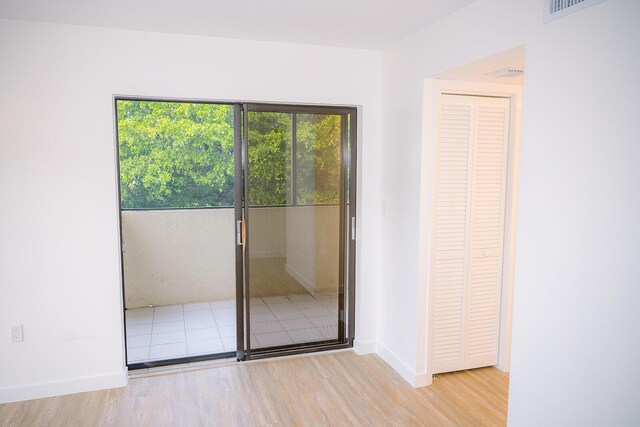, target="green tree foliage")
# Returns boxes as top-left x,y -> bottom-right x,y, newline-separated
247,112 -> 292,205
296,114 -> 341,205
117,100 -> 342,209
117,101 -> 234,208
